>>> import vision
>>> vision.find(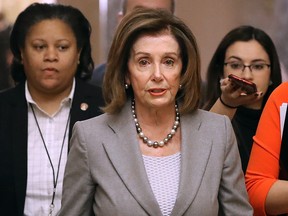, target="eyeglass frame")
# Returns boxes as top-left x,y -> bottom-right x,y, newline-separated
224,62 -> 271,72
